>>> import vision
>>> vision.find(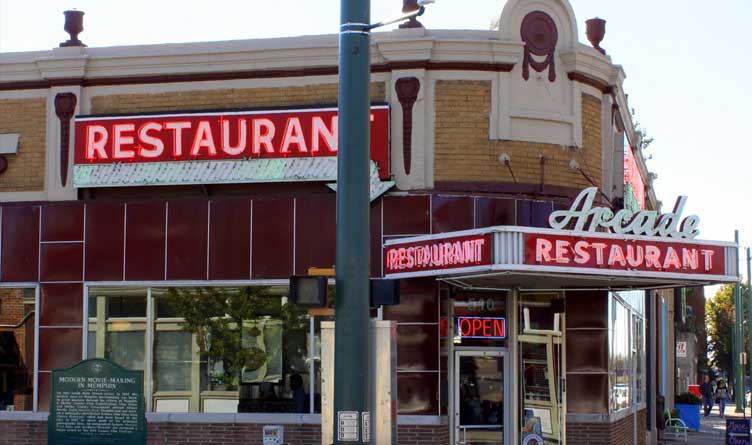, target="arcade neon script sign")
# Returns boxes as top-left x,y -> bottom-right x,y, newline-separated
72,105 -> 390,186
526,187 -> 724,275
384,234 -> 493,275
